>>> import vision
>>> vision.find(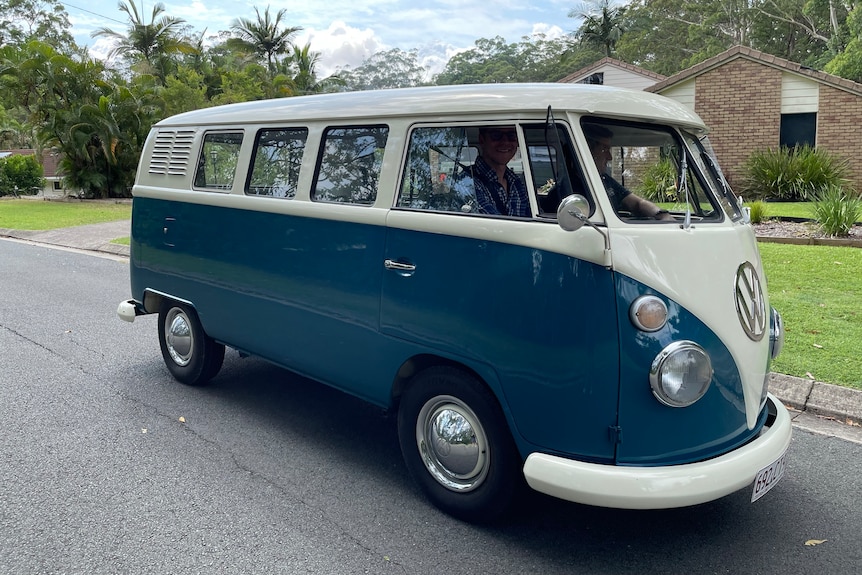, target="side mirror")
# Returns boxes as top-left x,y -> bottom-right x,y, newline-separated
557,194 -> 591,232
